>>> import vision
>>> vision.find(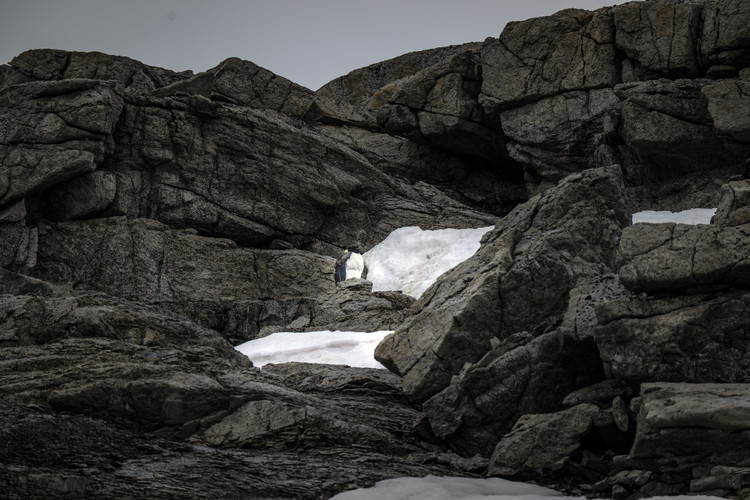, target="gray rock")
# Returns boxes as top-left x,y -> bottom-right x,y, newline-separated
105,95 -> 493,252
594,291 -> 750,385
617,222 -> 750,293
480,8 -> 618,113
700,0 -> 750,73
306,43 -> 479,128
713,179 -> 750,227
702,79 -> 750,143
488,404 -> 600,477
500,89 -> 620,192
42,170 -> 117,221
0,79 -> 124,206
614,0 -> 703,79
377,48 -> 507,161
375,166 -> 629,403
152,57 -> 314,117
31,216 -> 335,304
8,49 -> 192,94
631,382 -> 750,459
